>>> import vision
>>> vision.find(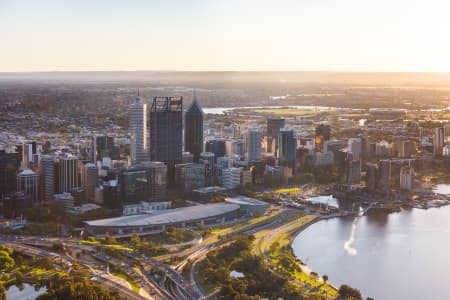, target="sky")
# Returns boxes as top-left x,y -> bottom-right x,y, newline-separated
1,0 -> 450,72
